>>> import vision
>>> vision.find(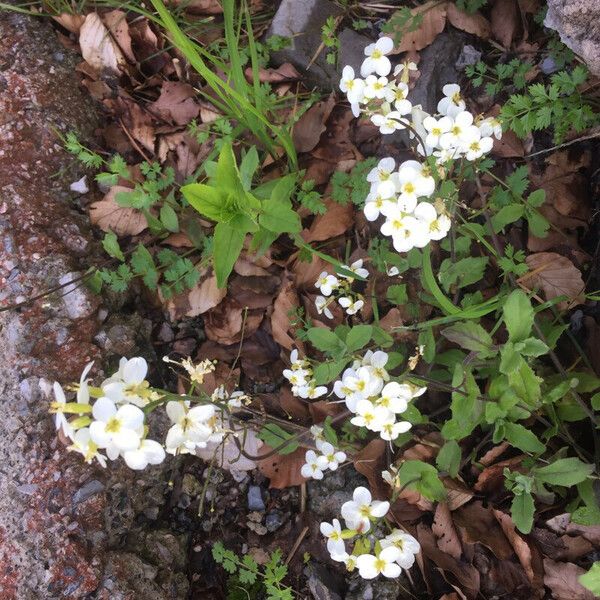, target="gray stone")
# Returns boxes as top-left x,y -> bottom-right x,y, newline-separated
266,0 -> 371,89
455,44 -> 482,70
346,571 -> 409,600
73,479 -> 105,504
265,510 -> 285,531
305,562 -> 344,600
545,0 -> 600,76
59,271 -> 99,319
247,484 -> 266,511
540,56 -> 559,74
